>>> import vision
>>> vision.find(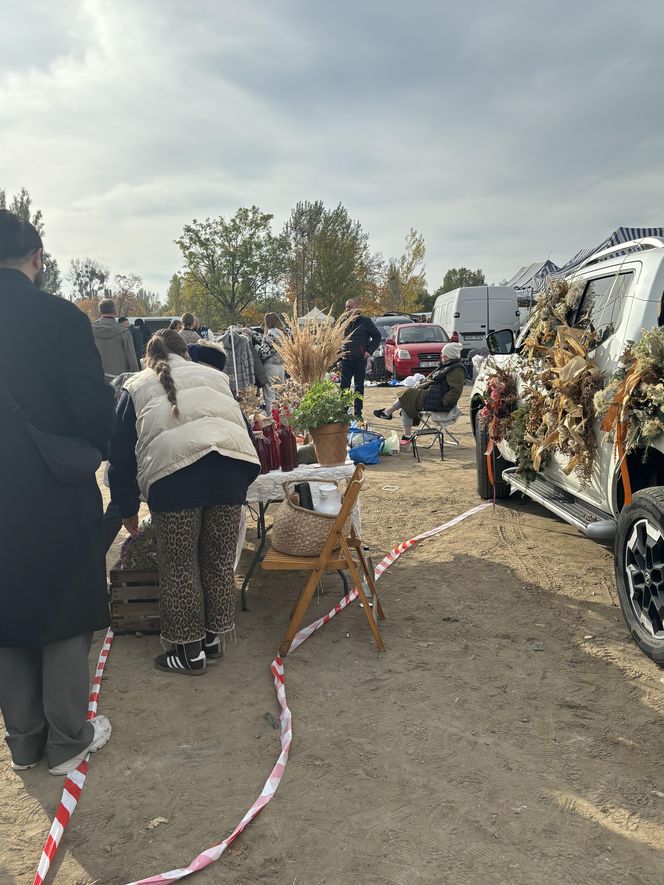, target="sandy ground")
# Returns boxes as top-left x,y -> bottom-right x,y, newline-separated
3,386 -> 664,884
